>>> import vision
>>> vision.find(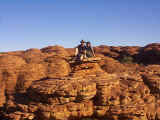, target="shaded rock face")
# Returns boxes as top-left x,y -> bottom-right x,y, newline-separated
137,43 -> 160,64
95,43 -> 160,65
0,55 -> 26,96
0,71 -> 6,106
141,65 -> 160,99
95,45 -> 140,61
0,44 -> 160,120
